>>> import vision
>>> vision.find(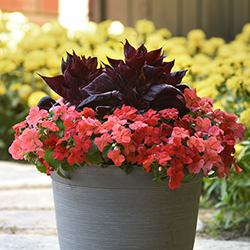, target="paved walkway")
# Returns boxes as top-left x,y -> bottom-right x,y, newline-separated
0,161 -> 249,250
